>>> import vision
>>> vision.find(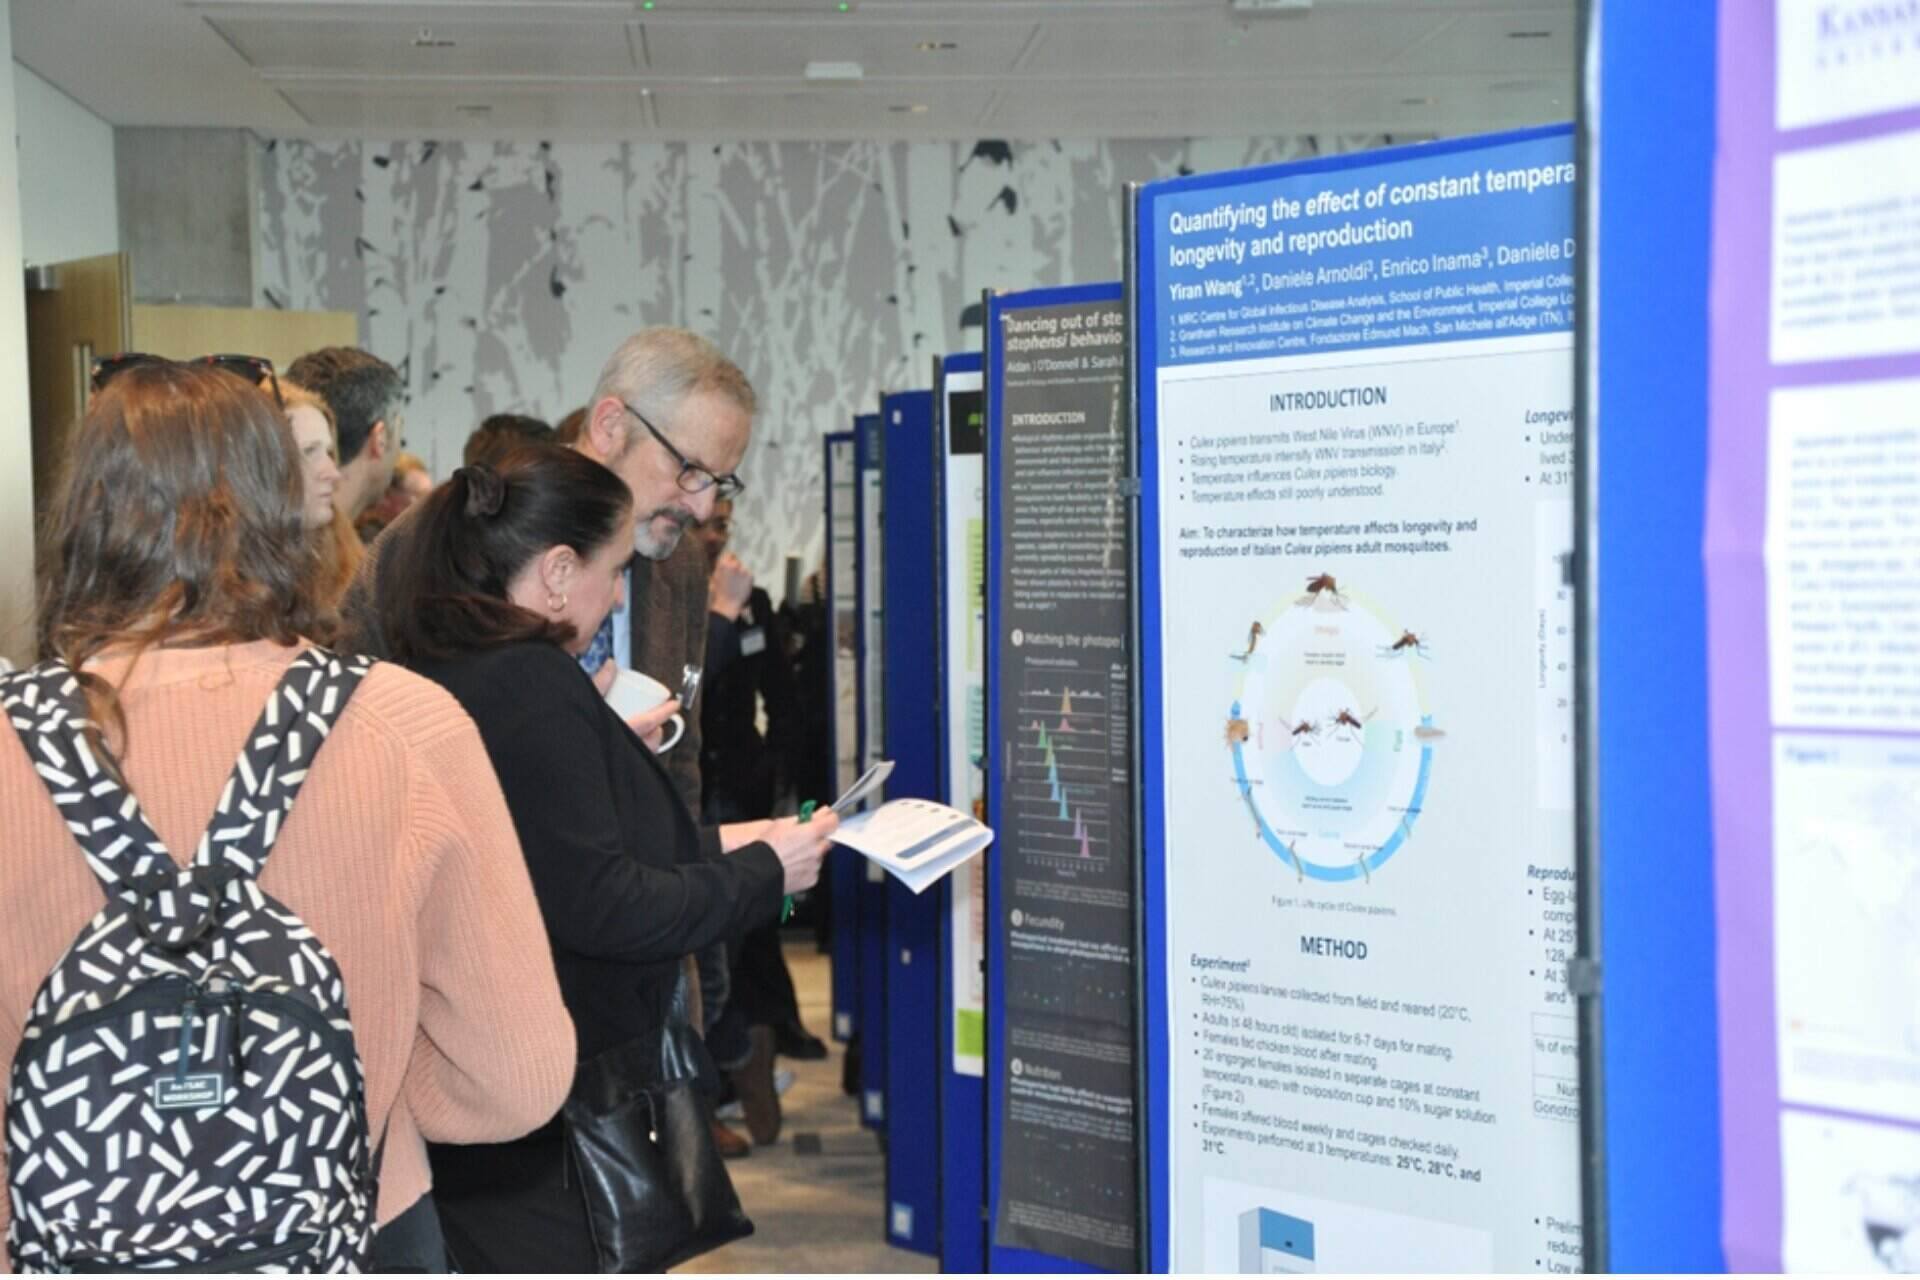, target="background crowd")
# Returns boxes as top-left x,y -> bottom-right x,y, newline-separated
0,328 -> 848,1273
